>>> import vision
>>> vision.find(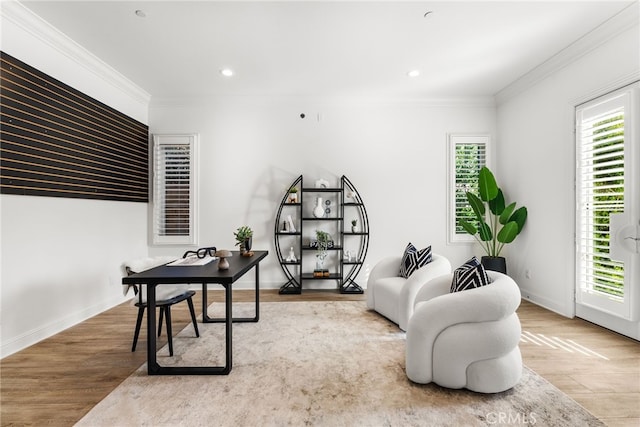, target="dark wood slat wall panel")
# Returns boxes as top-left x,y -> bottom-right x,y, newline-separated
0,51 -> 149,202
